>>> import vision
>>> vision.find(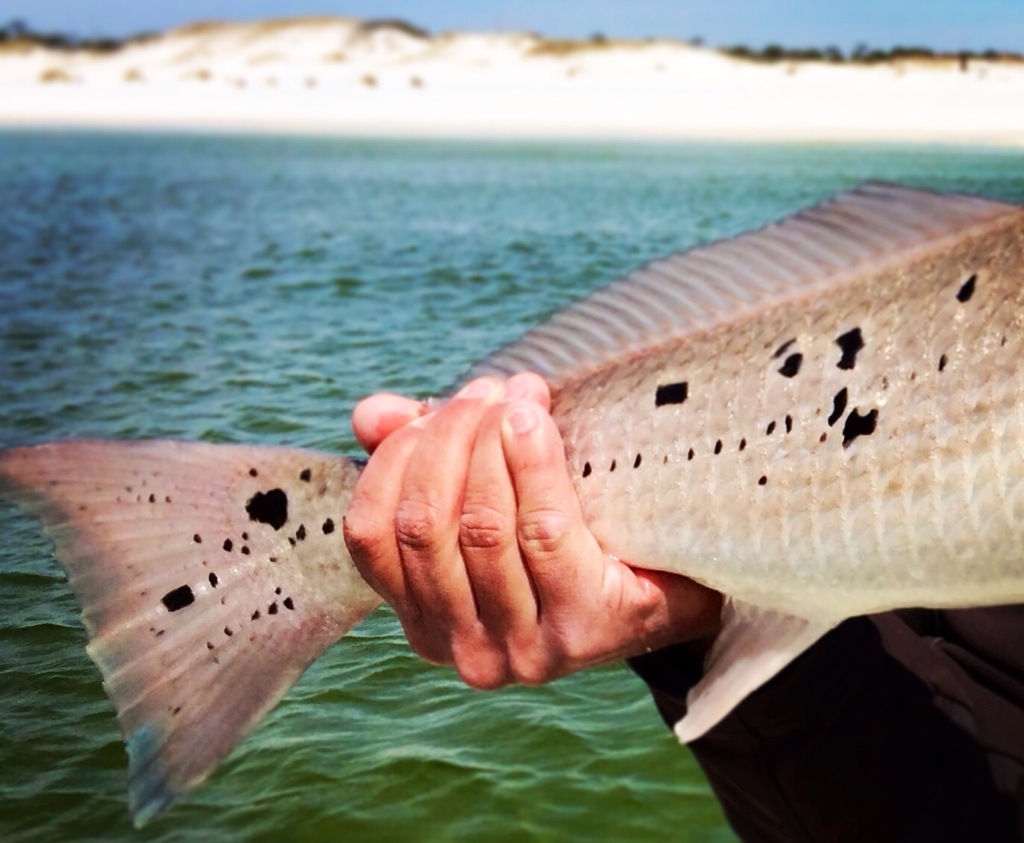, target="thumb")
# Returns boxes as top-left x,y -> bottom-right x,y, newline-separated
620,566 -> 723,656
